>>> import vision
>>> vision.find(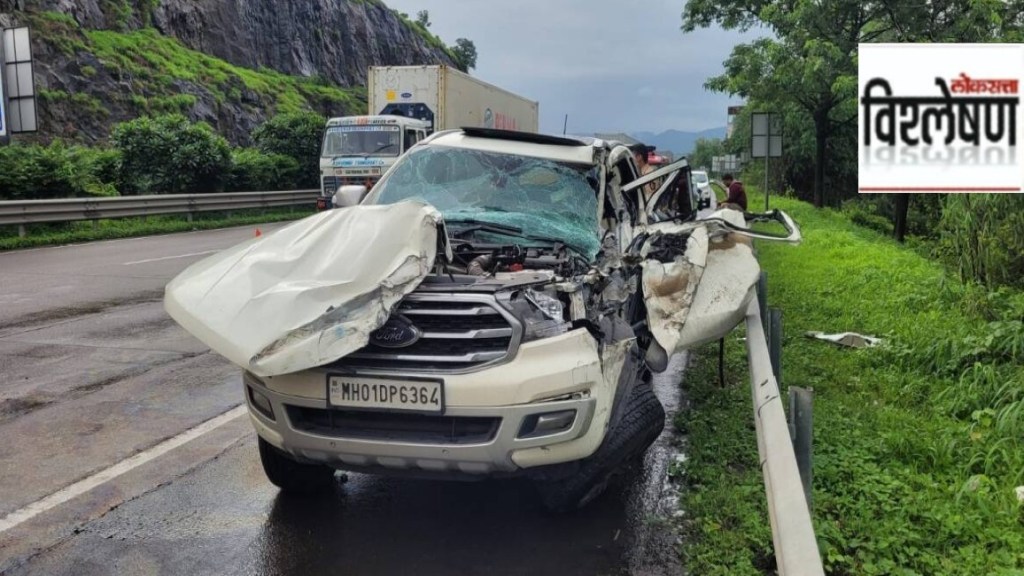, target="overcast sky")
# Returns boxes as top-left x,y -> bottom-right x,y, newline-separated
383,0 -> 764,135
